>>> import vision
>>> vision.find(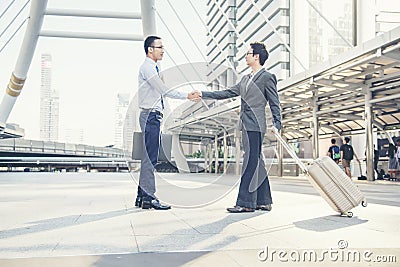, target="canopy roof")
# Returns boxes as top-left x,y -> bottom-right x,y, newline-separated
167,27 -> 400,142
